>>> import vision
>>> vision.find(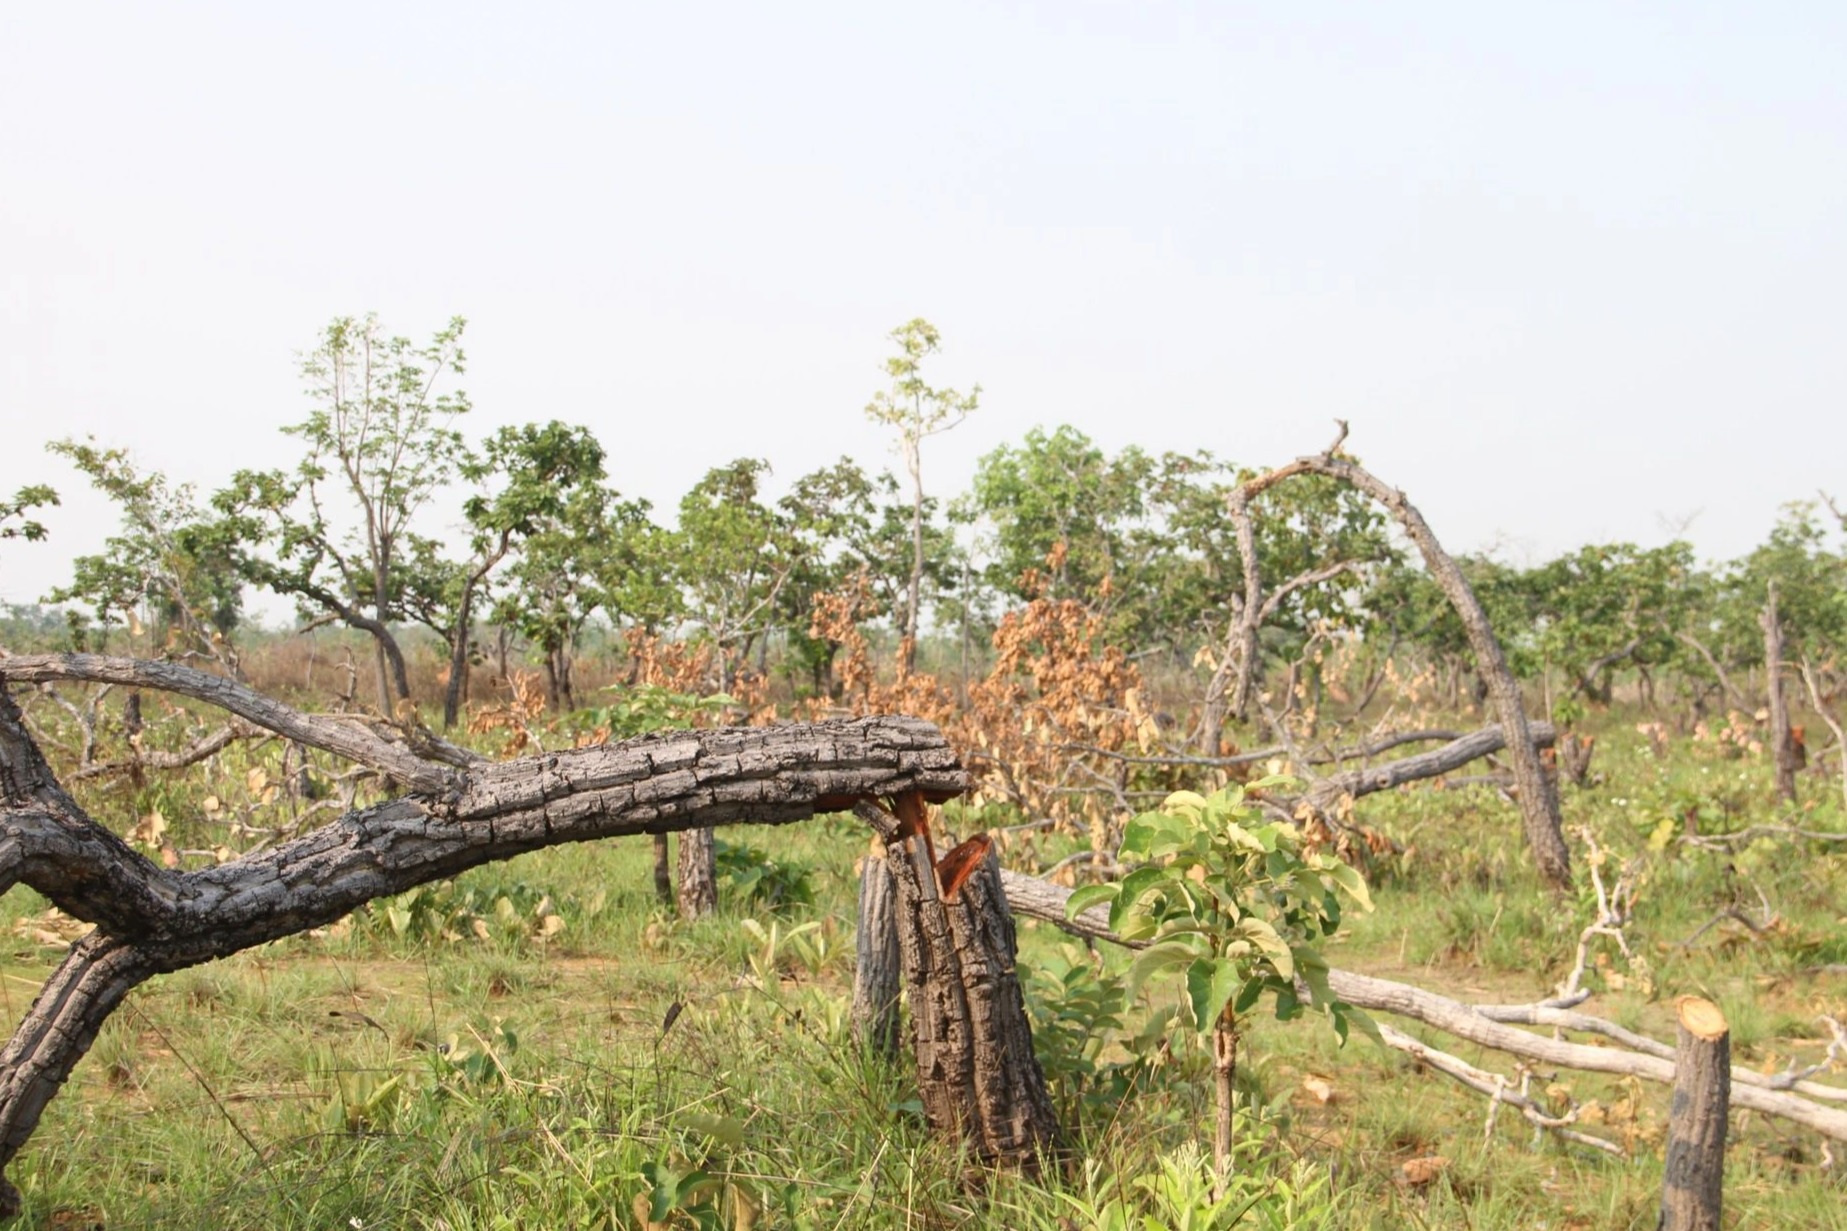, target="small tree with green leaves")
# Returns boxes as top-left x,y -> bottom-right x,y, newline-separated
864,318 -> 979,671
1067,782 -> 1375,1190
